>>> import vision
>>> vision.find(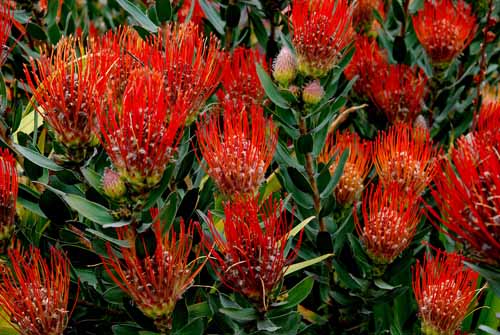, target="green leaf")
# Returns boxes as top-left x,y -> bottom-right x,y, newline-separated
87,229 -> 130,248
143,164 -> 174,210
80,167 -> 103,192
374,279 -> 400,290
47,23 -> 61,44
14,144 -> 63,171
63,193 -> 115,225
288,216 -> 314,239
280,276 -> 314,309
478,326 -> 500,335
156,0 -> 172,22
297,134 -> 313,154
392,0 -> 405,24
198,0 -> 224,35
285,254 -> 333,276
219,307 -> 258,322
116,0 -> 158,32
464,262 -> 500,297
257,319 -> 280,332
173,318 -> 205,335
320,149 -> 349,198
256,63 -> 290,109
